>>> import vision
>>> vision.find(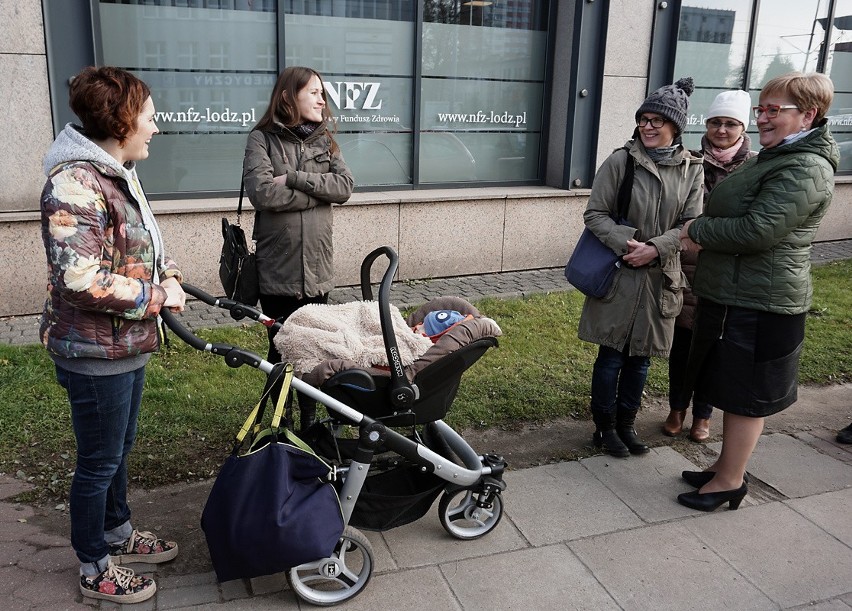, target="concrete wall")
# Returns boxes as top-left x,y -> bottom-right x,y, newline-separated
0,2 -> 54,212
1,187 -> 590,317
